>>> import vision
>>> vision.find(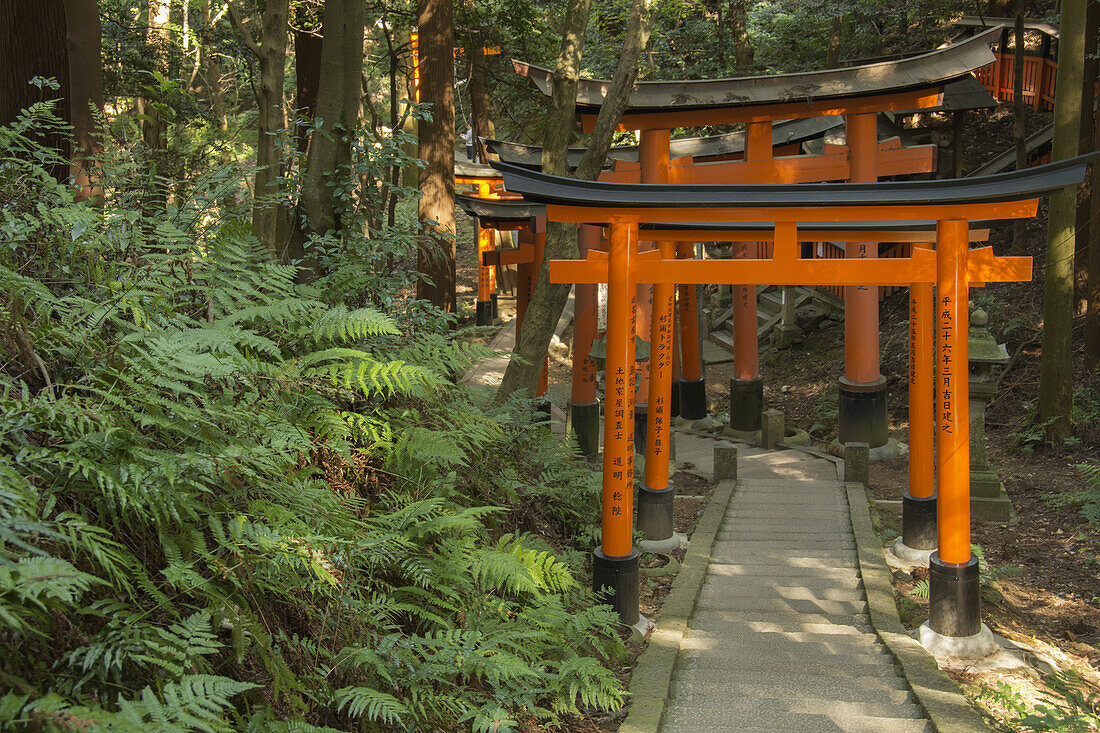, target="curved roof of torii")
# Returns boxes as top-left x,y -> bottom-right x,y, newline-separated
489,154 -> 1093,209
513,28 -> 999,113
